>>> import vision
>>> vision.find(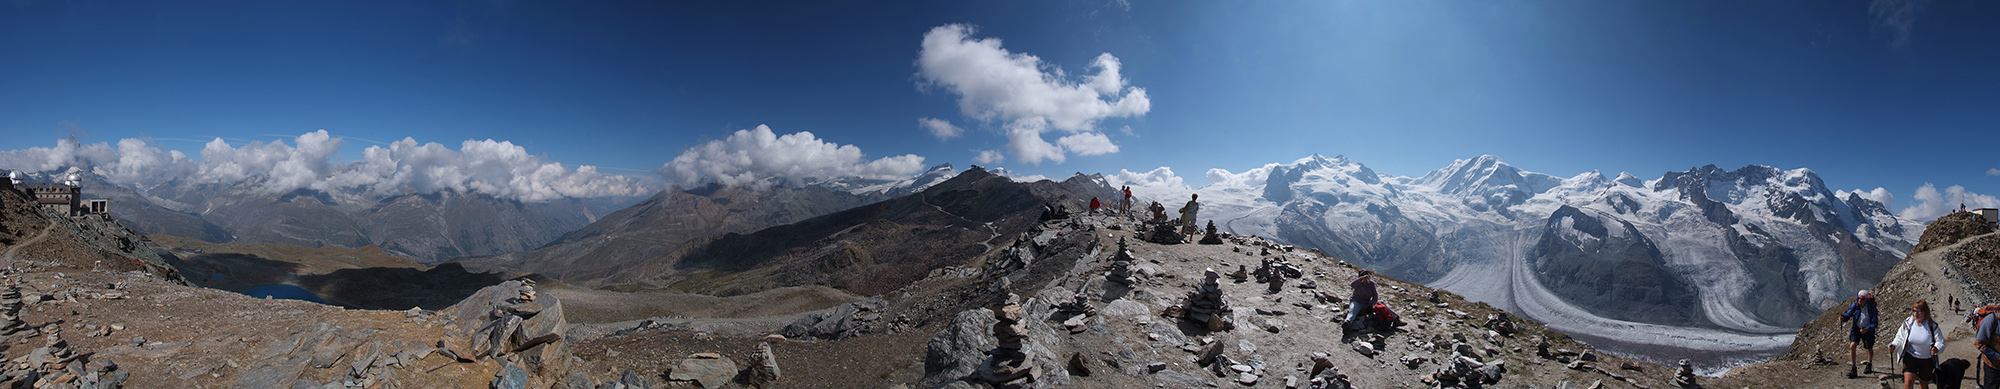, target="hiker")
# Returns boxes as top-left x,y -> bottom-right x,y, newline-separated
1148,201 -> 1167,224
1089,197 -> 1100,214
1121,185 -> 1133,214
1178,194 -> 1200,240
1345,270 -> 1379,324
1843,290 -> 1880,378
1976,303 -> 2000,389
1892,300 -> 1945,389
